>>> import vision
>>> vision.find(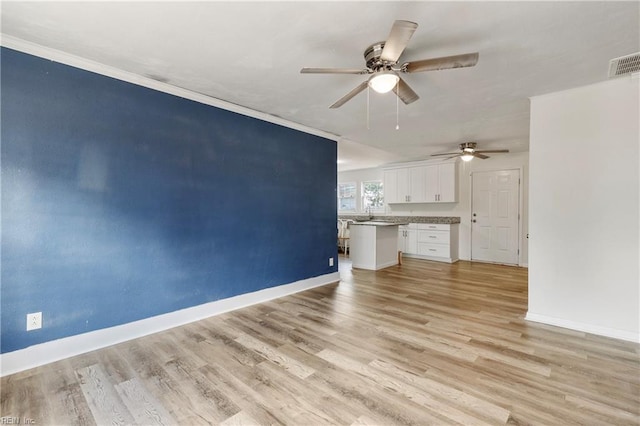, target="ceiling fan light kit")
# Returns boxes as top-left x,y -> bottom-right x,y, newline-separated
432,142 -> 509,161
368,71 -> 399,93
300,20 -> 479,108
460,153 -> 475,162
